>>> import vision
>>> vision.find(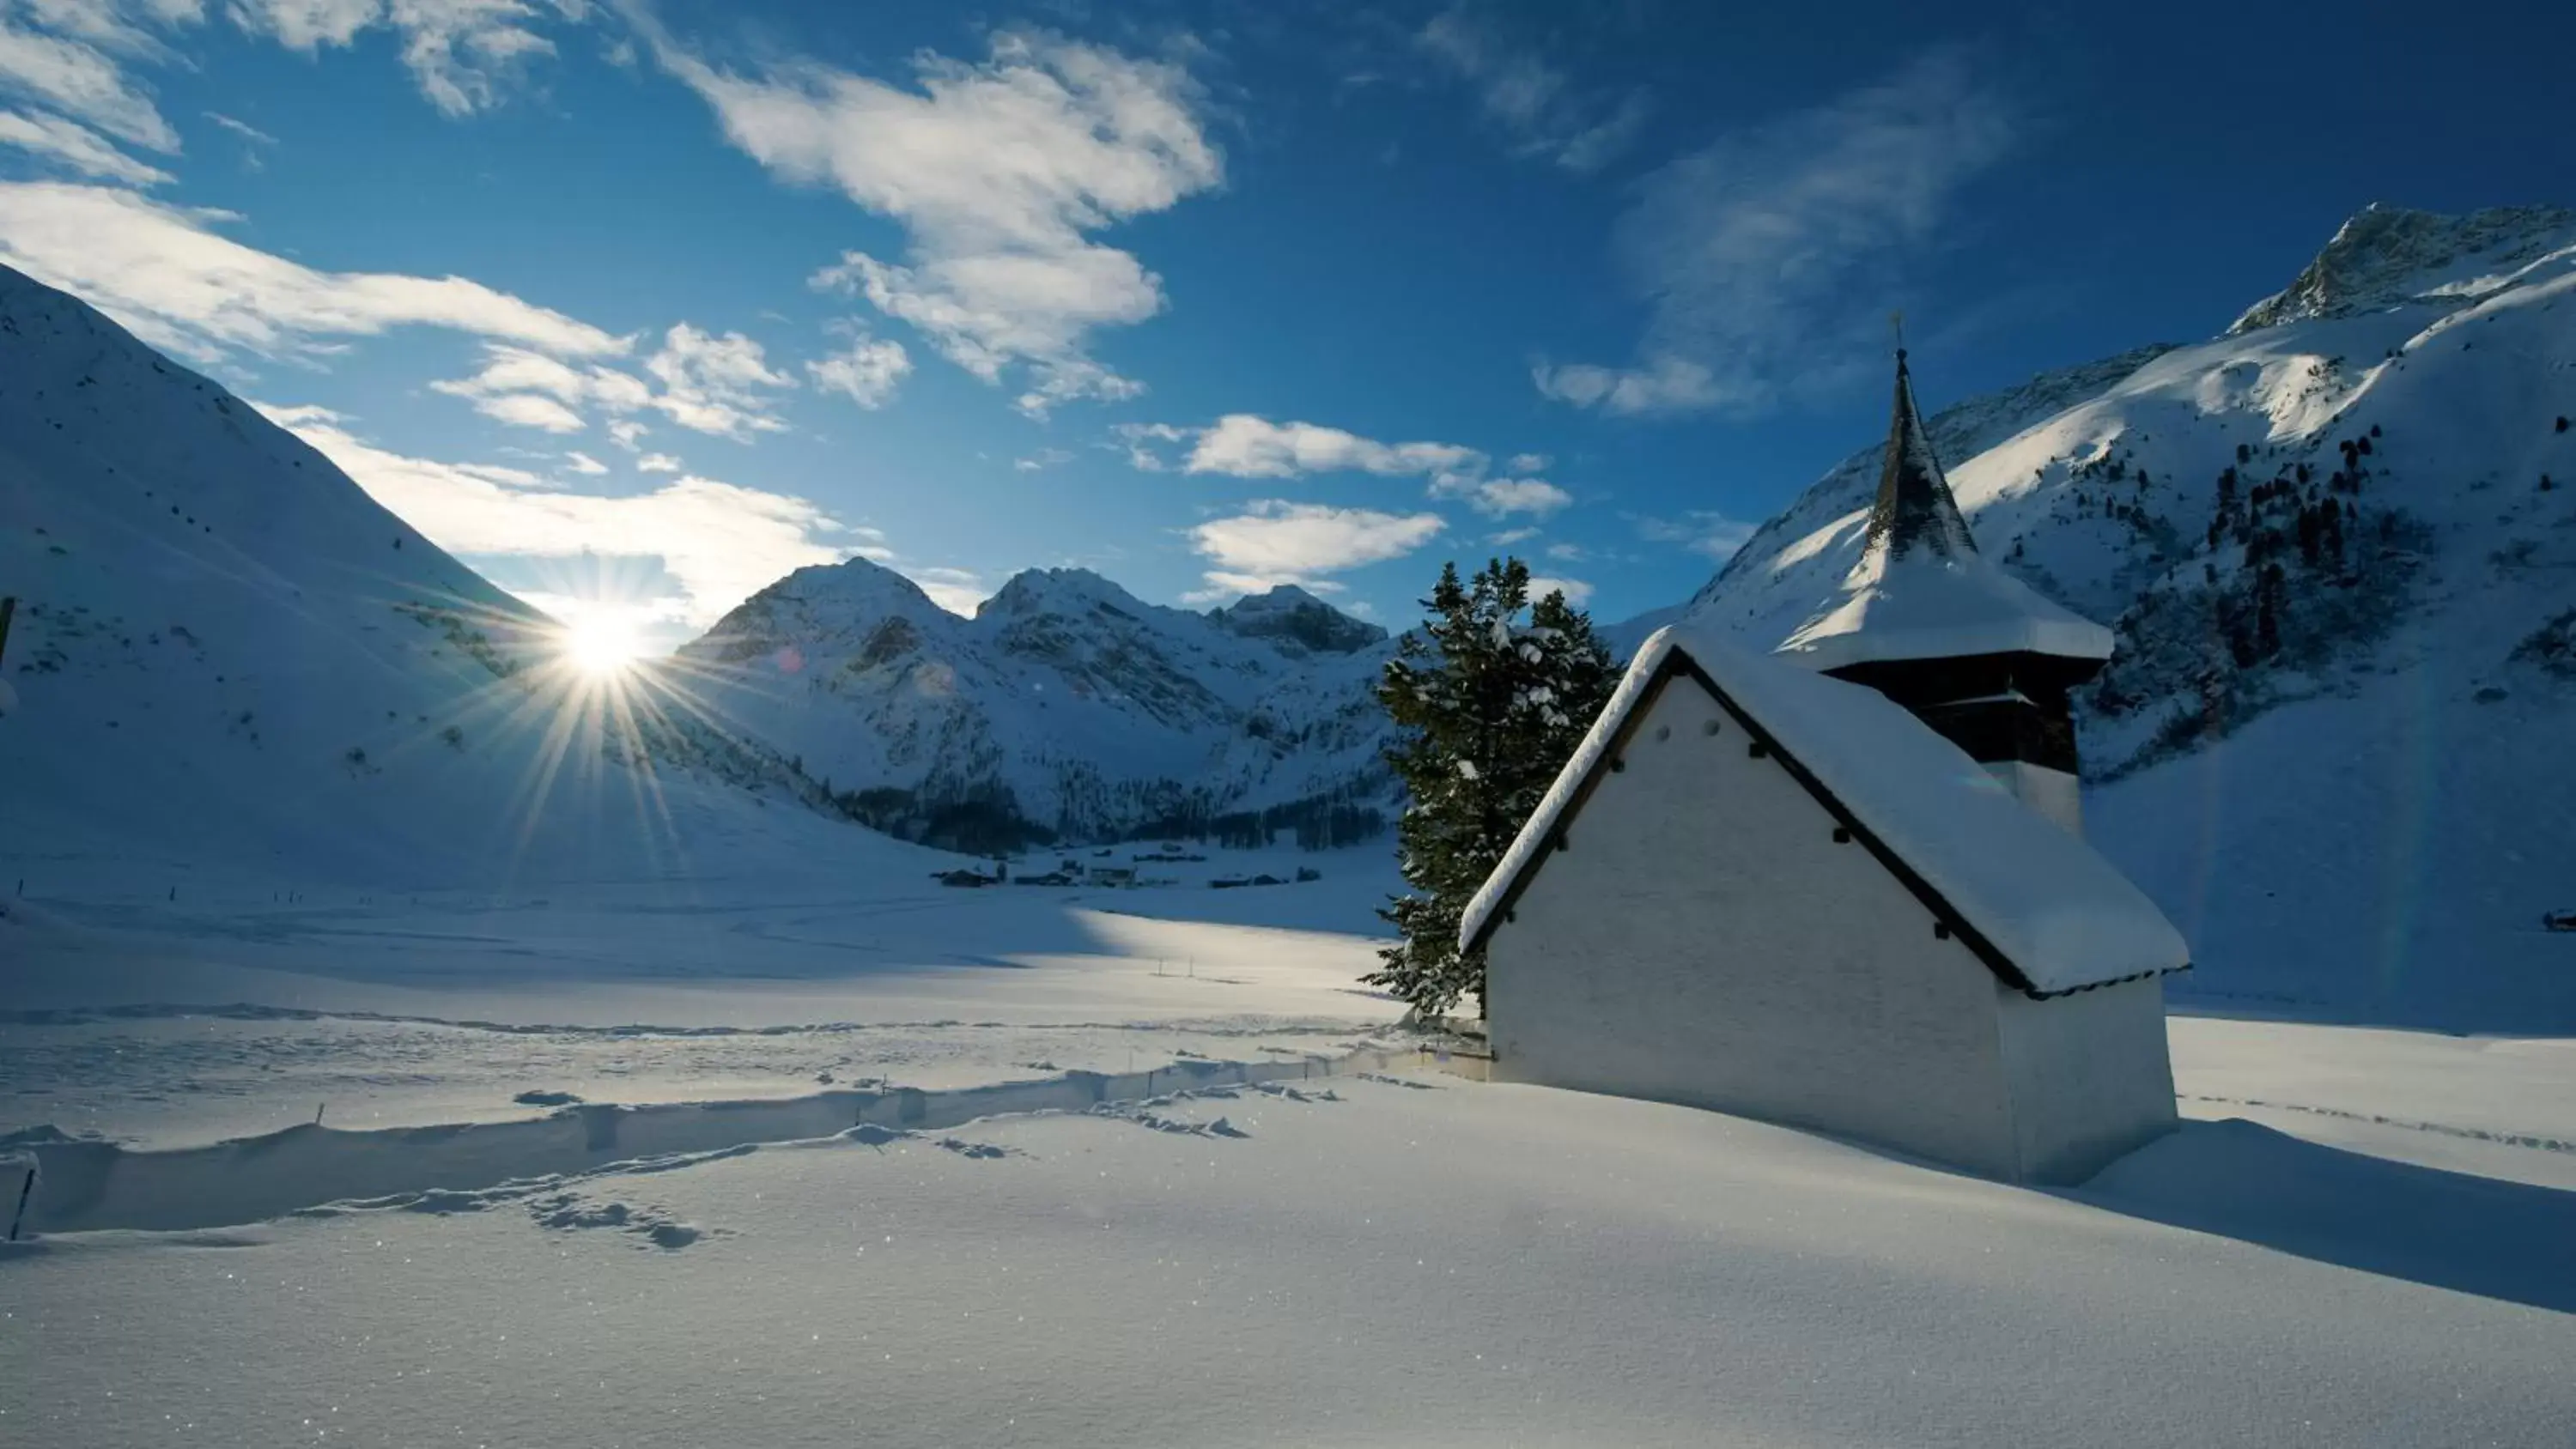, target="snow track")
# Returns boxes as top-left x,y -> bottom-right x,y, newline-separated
9,1046 -> 1441,1235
